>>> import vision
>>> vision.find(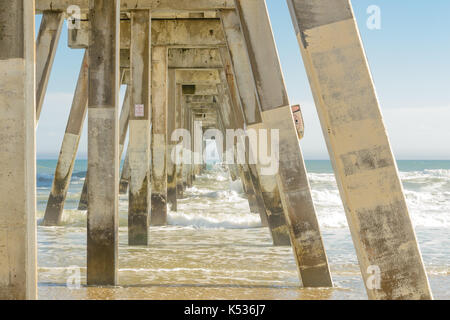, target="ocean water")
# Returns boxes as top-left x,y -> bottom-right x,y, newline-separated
36,160 -> 450,300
